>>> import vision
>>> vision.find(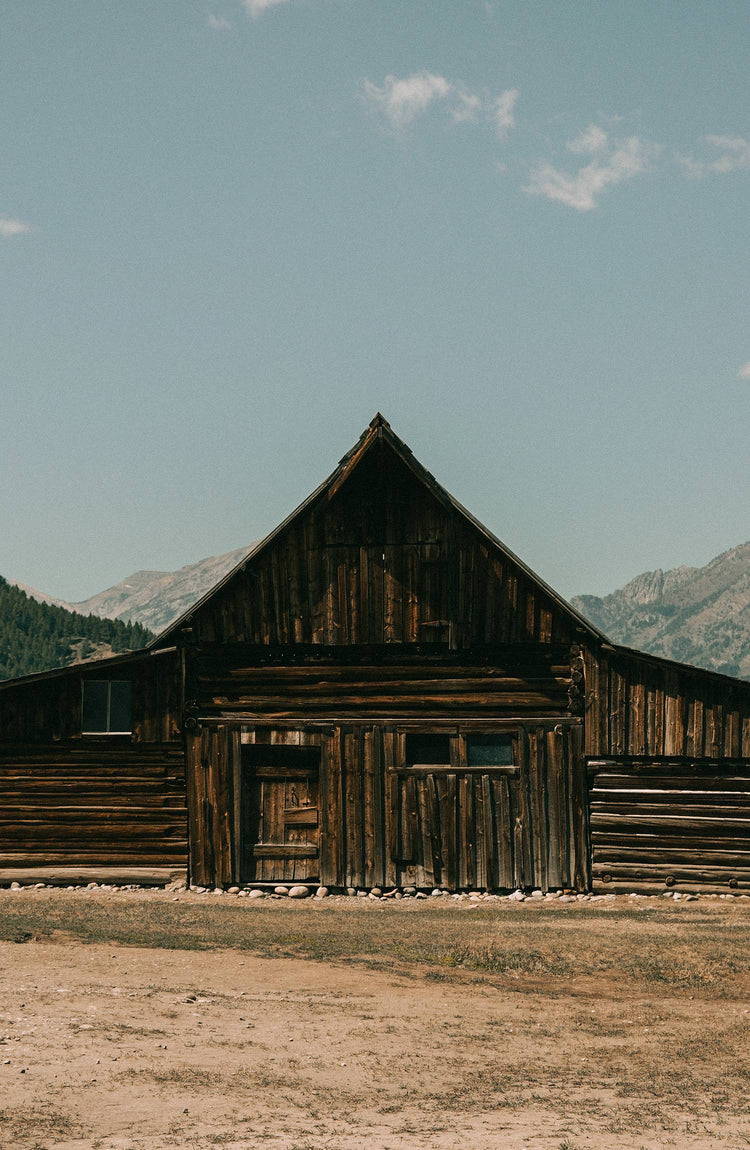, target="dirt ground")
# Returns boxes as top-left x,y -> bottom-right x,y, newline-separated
1,890 -> 749,1150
